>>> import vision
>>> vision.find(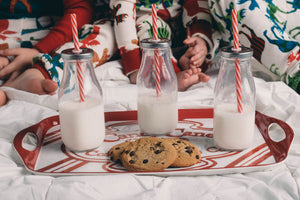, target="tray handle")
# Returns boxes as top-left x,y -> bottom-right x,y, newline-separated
13,115 -> 59,170
255,111 -> 294,163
